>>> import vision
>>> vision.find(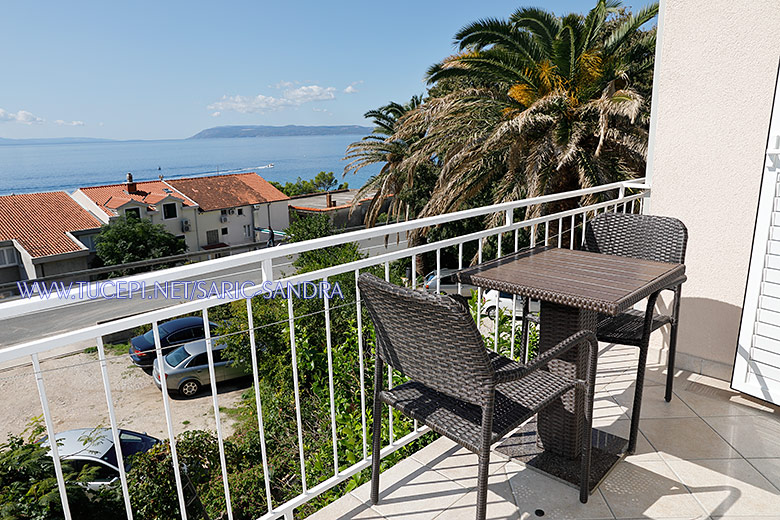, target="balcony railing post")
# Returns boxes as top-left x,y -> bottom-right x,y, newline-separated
261,258 -> 273,282
287,296 -> 307,493
246,297 -> 274,514
152,321 -> 189,520
31,353 -> 72,520
323,276 -> 339,476
97,337 -> 134,520
202,308 -> 234,520
354,269 -> 368,460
